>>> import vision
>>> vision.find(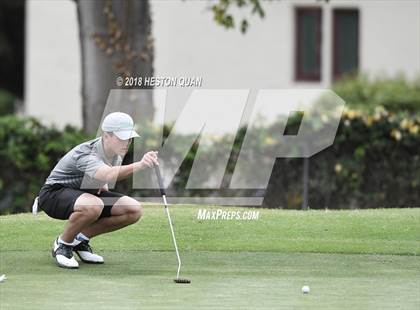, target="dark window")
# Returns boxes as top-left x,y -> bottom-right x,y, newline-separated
333,9 -> 359,80
295,8 -> 322,81
0,0 -> 25,99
